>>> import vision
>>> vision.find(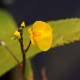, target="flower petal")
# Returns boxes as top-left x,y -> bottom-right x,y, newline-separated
33,21 -> 53,51
28,28 -> 35,44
